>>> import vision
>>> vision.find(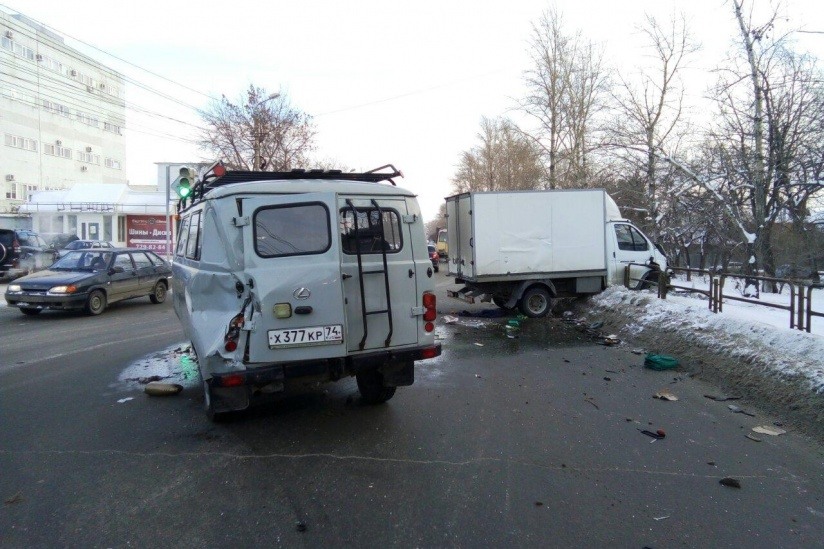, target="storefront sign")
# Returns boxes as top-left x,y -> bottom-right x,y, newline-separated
127,215 -> 170,253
